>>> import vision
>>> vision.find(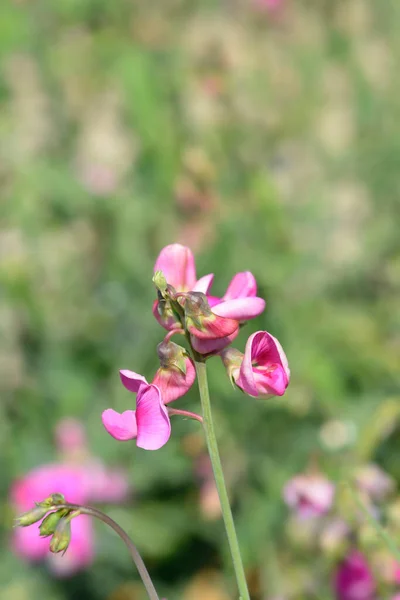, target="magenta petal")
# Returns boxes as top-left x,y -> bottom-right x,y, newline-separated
119,370 -> 148,393
191,329 -> 240,354
102,409 -> 138,441
154,244 -> 197,291
136,385 -> 171,450
223,271 -> 257,300
248,331 -> 290,377
193,273 -> 214,294
212,297 -> 265,320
